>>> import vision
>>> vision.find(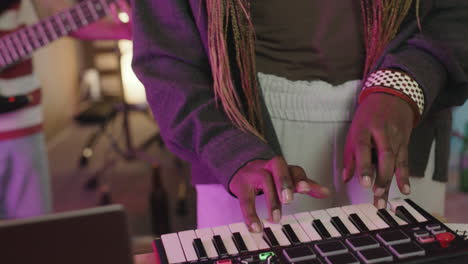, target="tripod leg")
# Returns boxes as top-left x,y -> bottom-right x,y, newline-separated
79,125 -> 106,167
149,166 -> 170,235
99,185 -> 112,205
175,158 -> 189,217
